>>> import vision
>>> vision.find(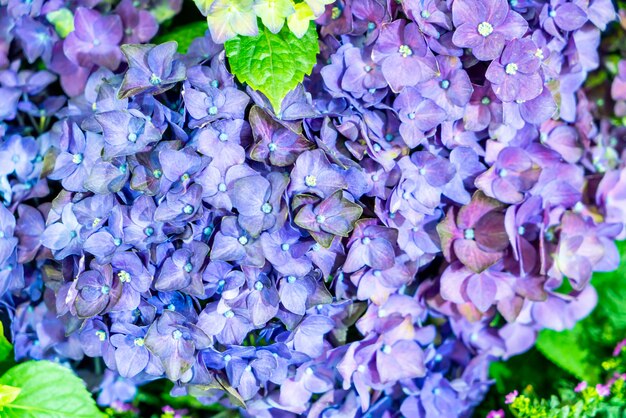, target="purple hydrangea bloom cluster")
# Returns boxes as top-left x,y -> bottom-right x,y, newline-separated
0,0 -> 625,416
